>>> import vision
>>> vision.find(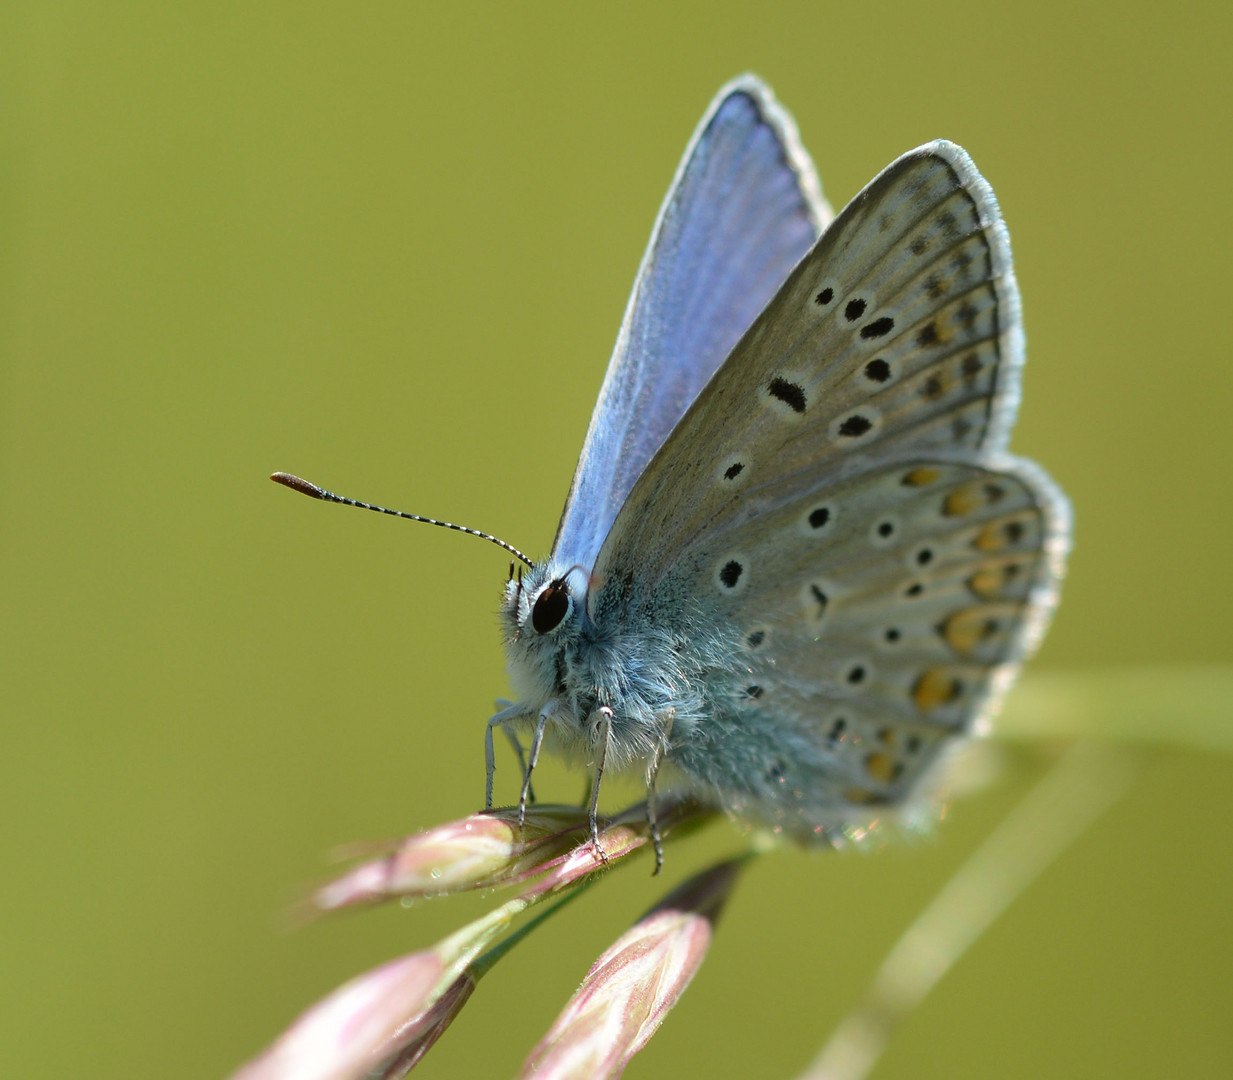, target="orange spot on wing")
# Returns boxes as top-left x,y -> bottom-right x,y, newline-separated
941,607 -> 1009,657
943,482 -> 983,517
946,480 -> 1024,521
865,752 -> 902,785
967,559 -> 1025,599
913,668 -> 963,711
902,466 -> 942,487
973,514 -> 1032,552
